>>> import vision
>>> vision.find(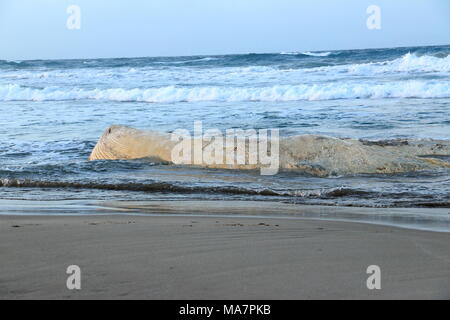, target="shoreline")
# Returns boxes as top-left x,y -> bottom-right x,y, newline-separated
1,213 -> 449,299
0,199 -> 449,233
